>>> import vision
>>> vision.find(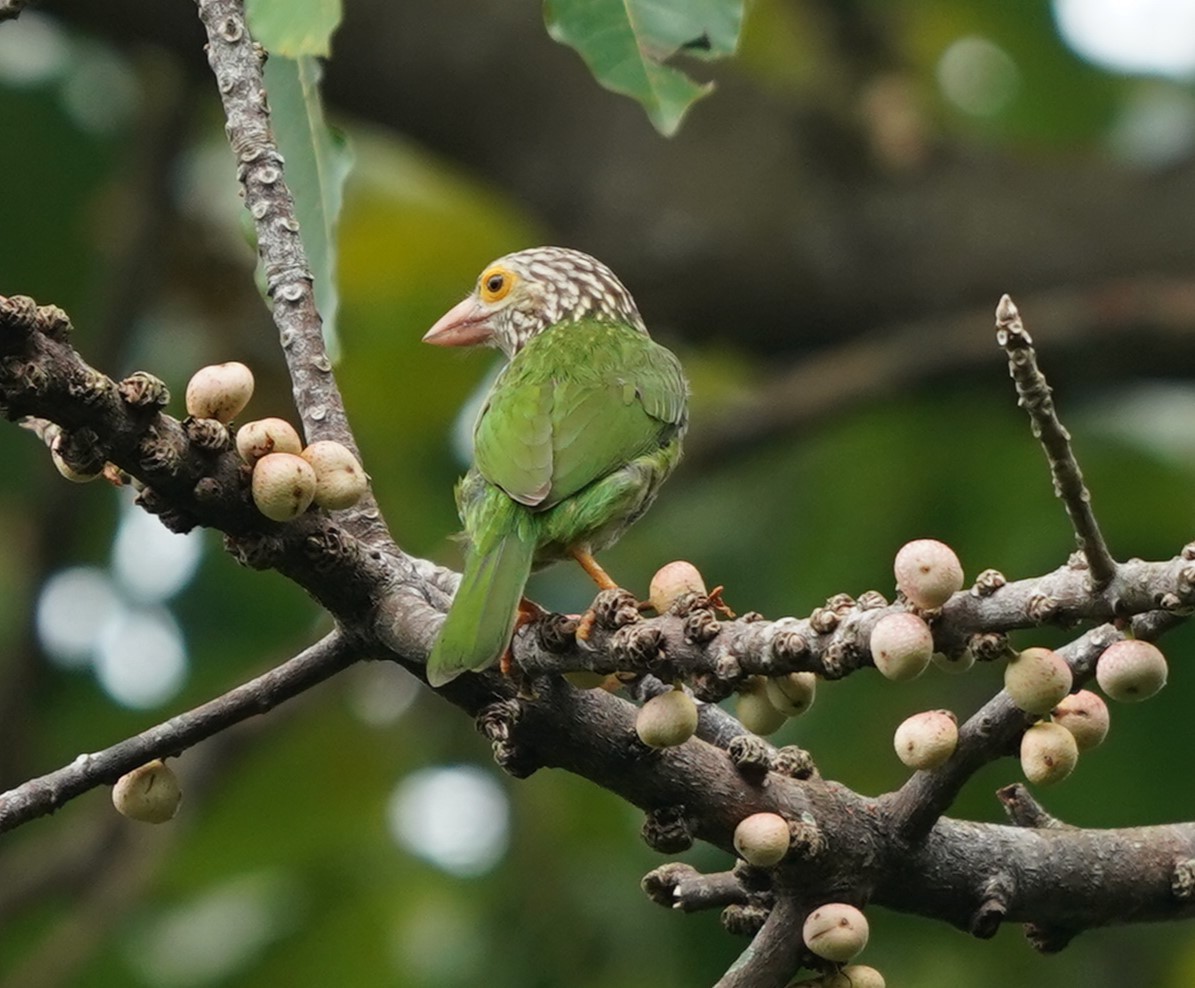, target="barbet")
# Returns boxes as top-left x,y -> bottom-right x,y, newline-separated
423,247 -> 688,687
